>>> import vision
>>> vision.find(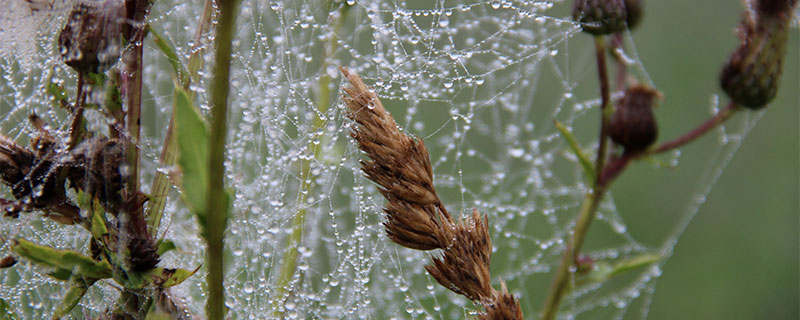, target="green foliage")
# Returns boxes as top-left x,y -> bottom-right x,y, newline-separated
54,281 -> 93,320
554,119 -> 595,183
174,87 -> 210,233
149,26 -> 190,89
12,239 -> 112,280
156,239 -> 177,256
